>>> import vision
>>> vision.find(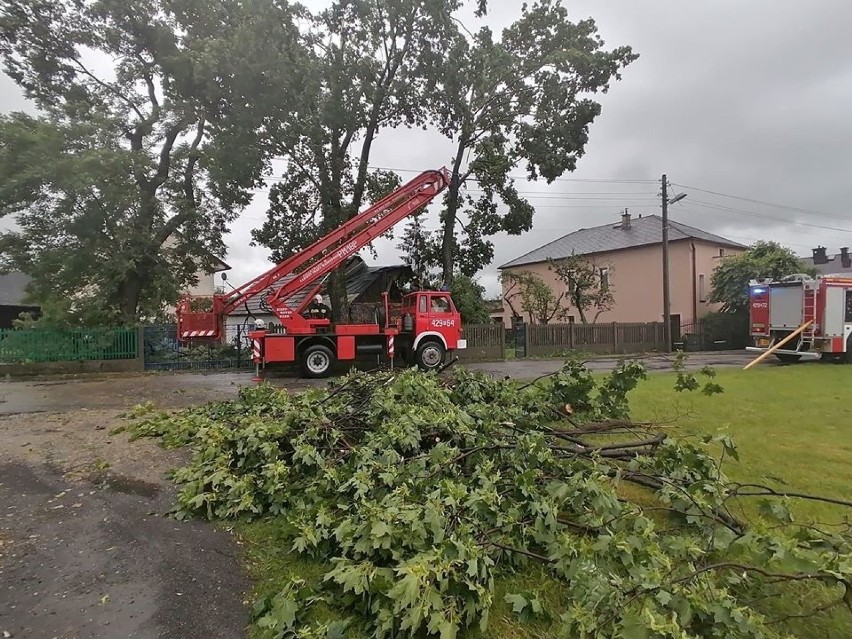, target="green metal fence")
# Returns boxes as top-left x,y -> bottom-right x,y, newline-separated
0,327 -> 138,363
